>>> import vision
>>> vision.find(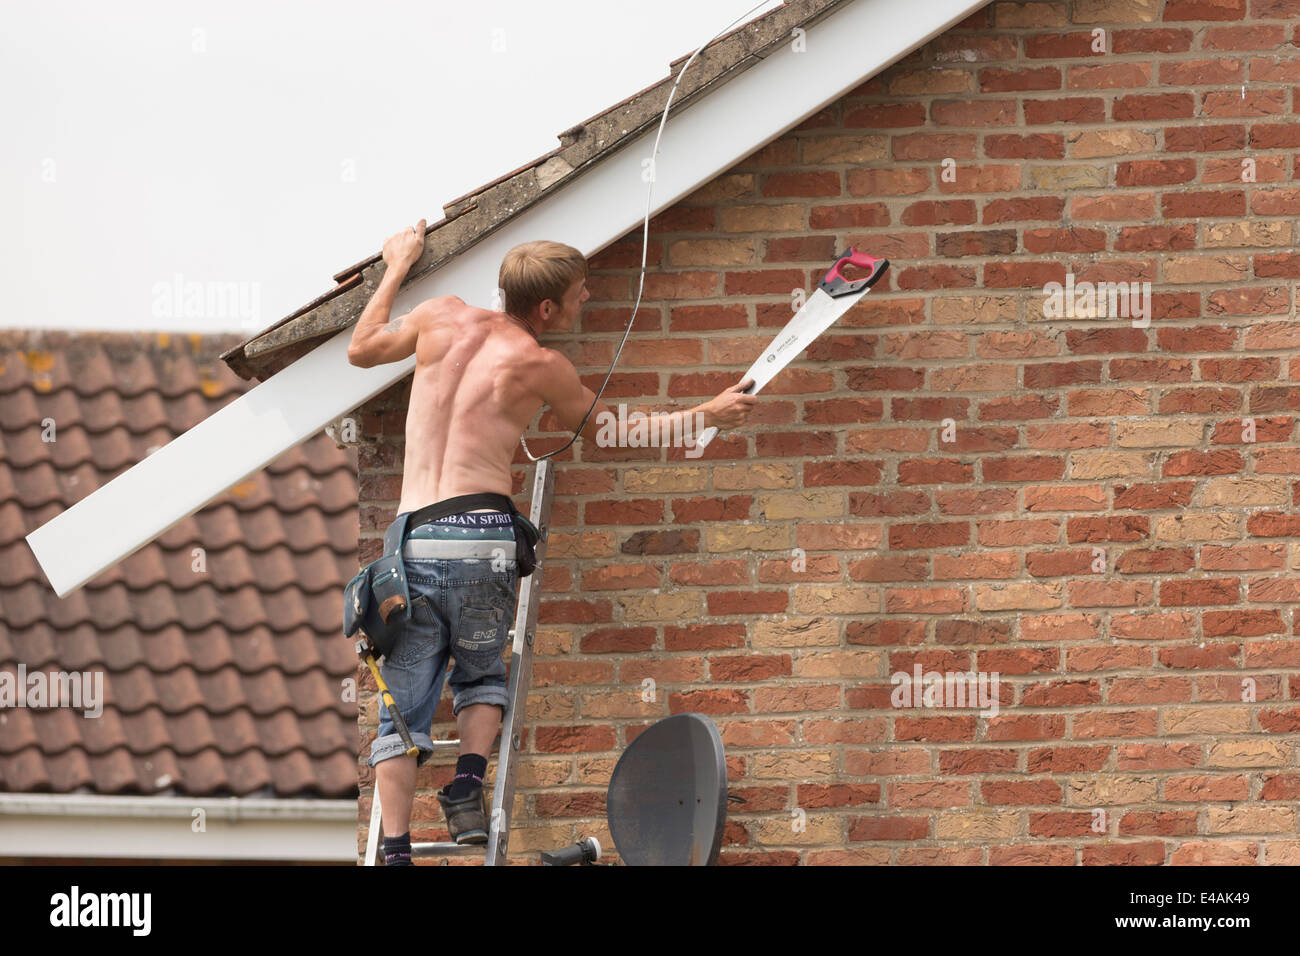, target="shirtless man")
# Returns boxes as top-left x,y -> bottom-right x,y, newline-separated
347,220 -> 757,864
